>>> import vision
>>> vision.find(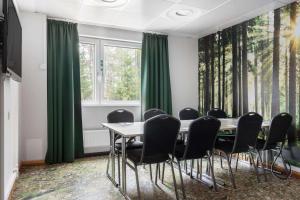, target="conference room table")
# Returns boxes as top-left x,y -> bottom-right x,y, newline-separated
102,118 -> 270,199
